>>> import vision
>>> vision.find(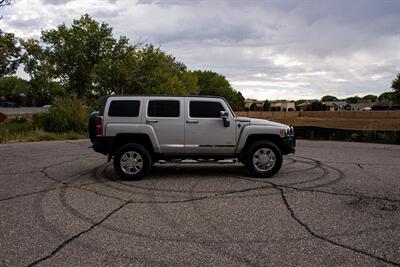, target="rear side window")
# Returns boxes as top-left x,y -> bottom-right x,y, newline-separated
108,100 -> 140,117
148,100 -> 180,117
190,101 -> 225,118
